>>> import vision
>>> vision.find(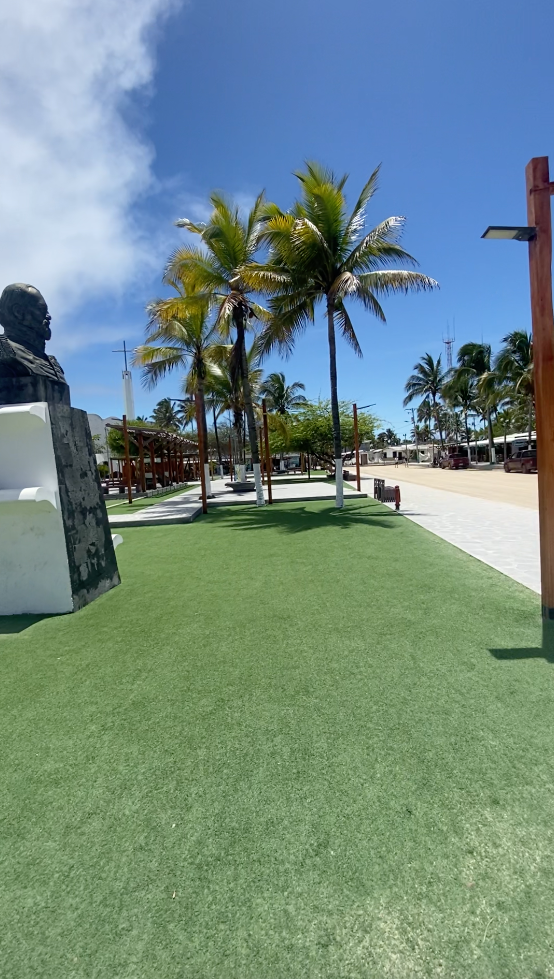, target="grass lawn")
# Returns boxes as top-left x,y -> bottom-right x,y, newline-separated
0,498 -> 551,978
106,484 -> 199,513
